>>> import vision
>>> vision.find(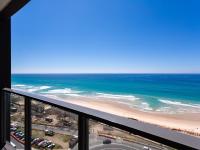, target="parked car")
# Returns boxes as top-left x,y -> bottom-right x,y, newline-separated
143,146 -> 151,150
32,138 -> 44,145
14,131 -> 22,135
10,127 -> 17,132
18,134 -> 25,140
44,141 -> 52,147
41,141 -> 52,148
35,138 -> 44,146
45,129 -> 54,136
69,136 -> 78,149
103,139 -> 112,144
45,117 -> 53,123
15,132 -> 23,138
47,143 -> 55,149
31,138 -> 40,145
10,142 -> 16,148
38,140 -> 47,147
